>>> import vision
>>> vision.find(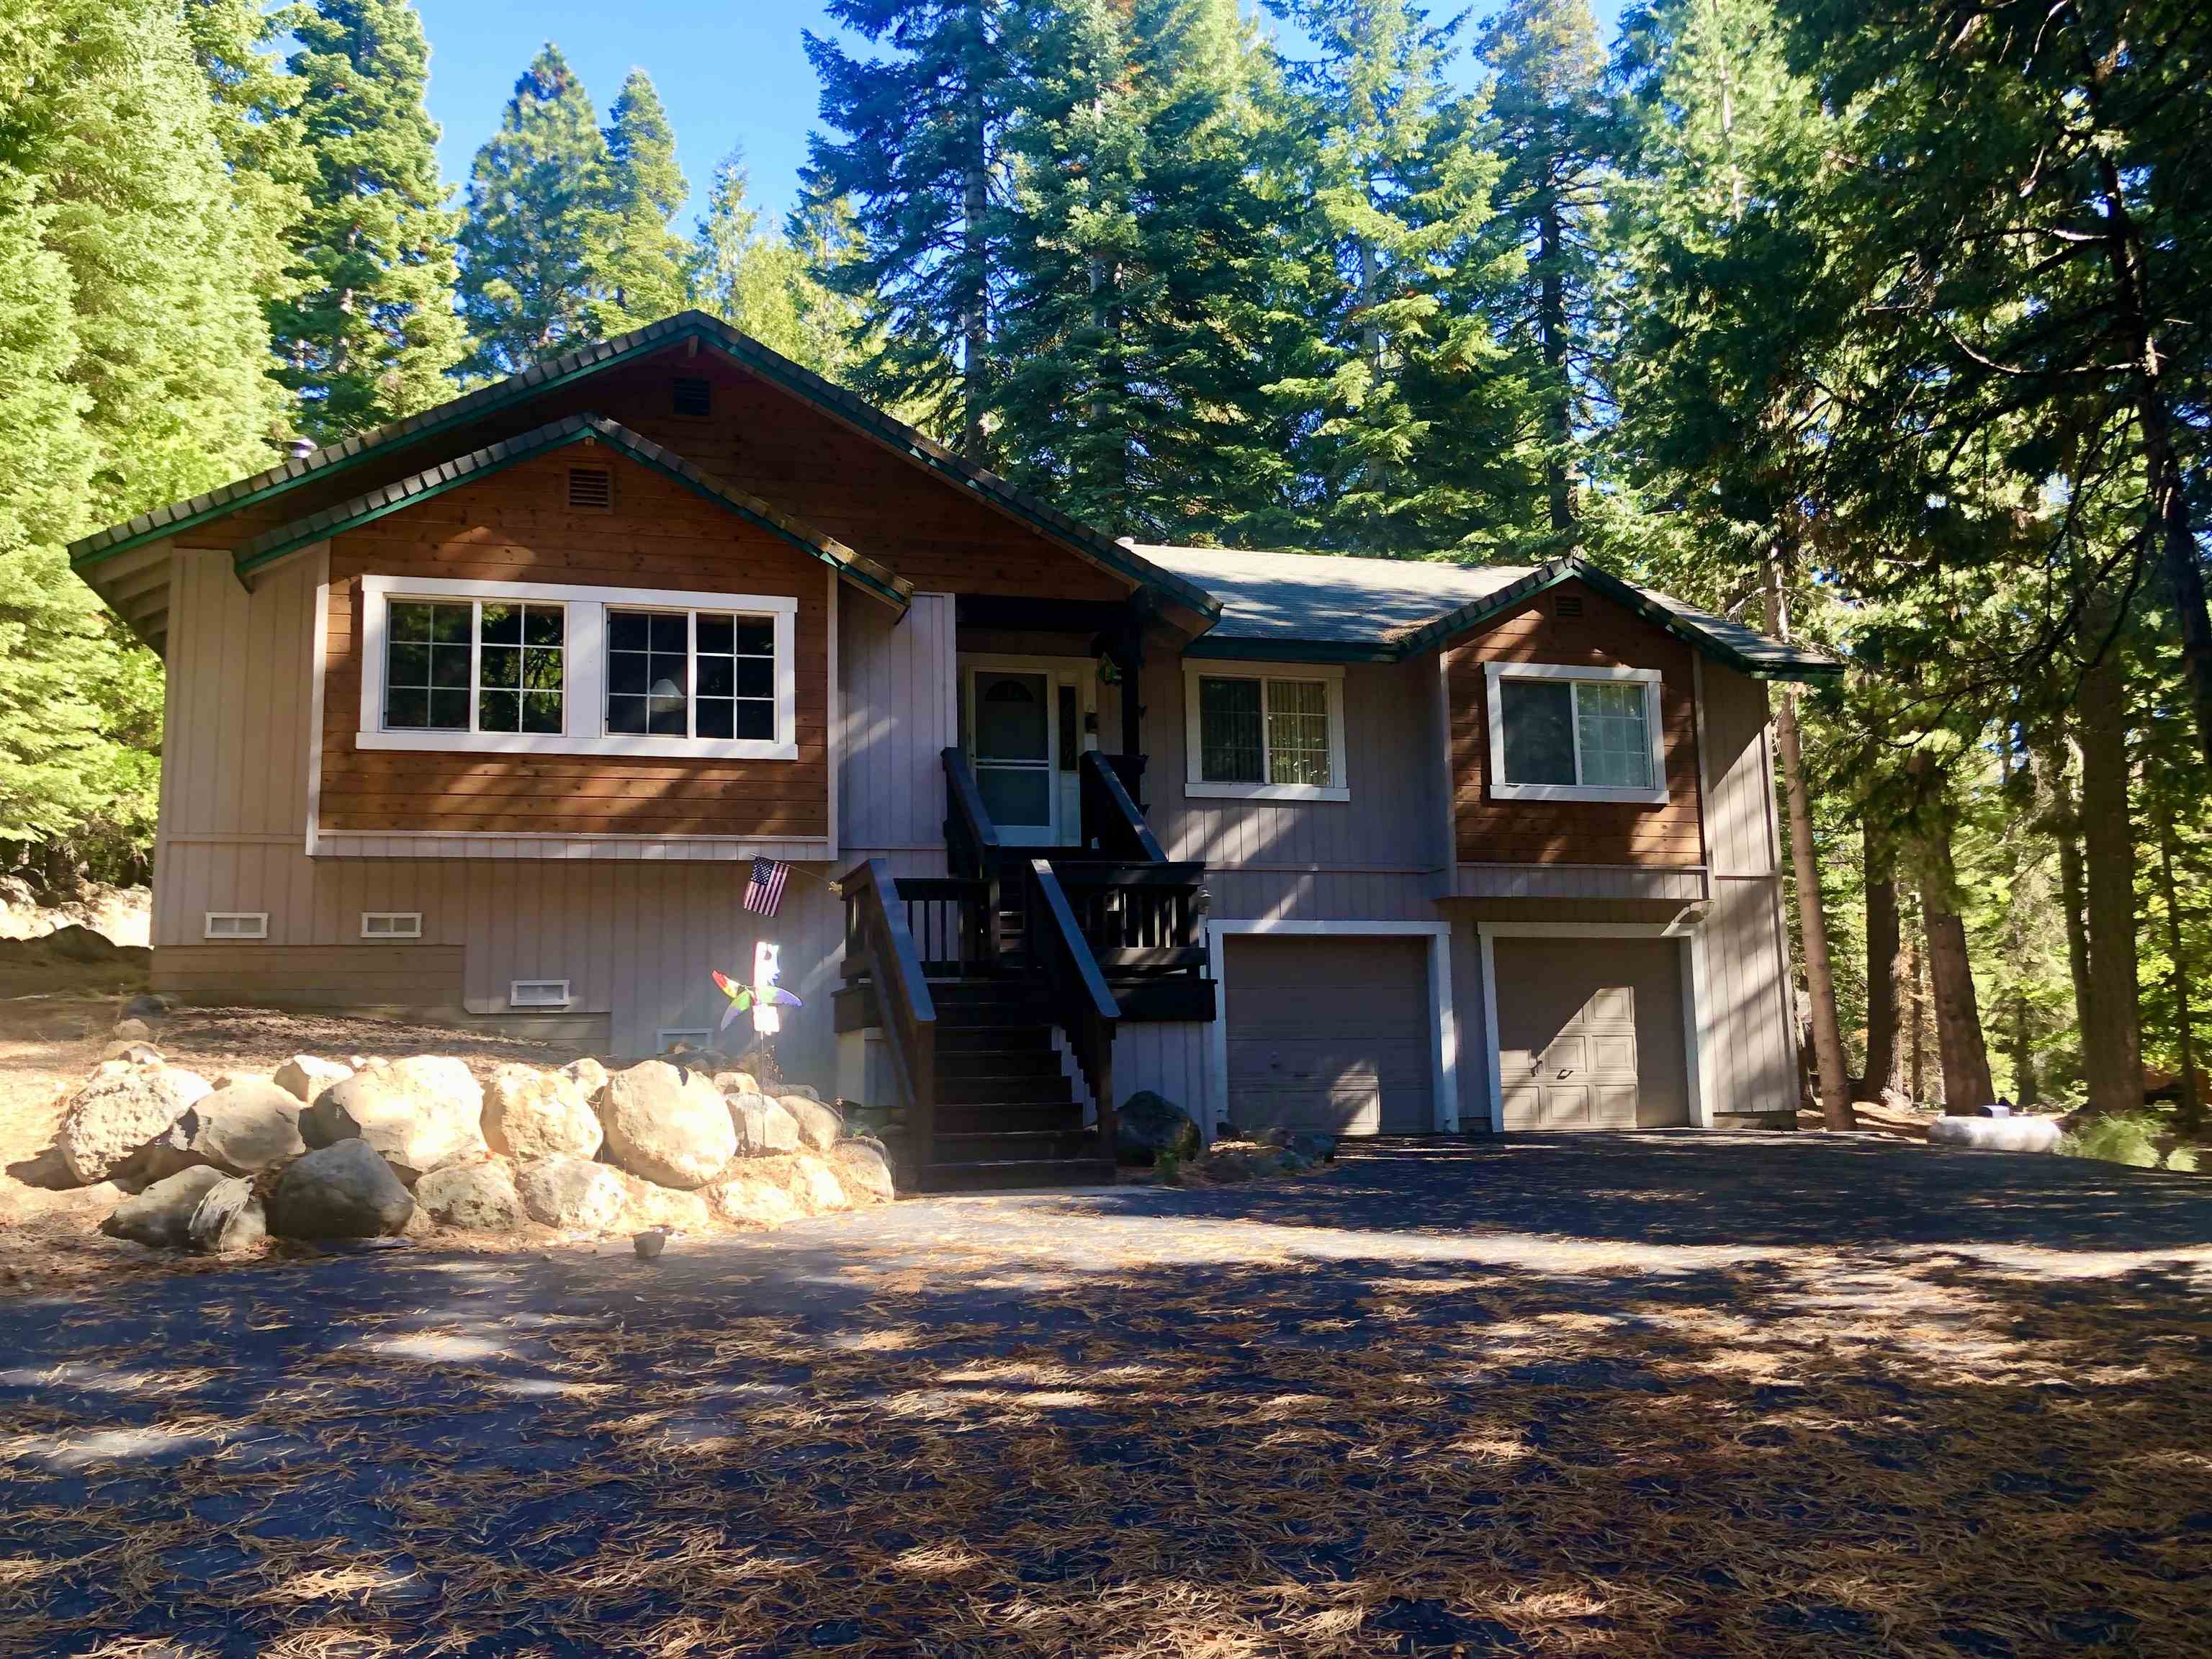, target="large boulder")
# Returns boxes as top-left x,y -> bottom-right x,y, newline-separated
704,1174 -> 804,1228
831,1137 -> 896,1203
598,1061 -> 737,1190
274,1055 -> 354,1104
611,1170 -> 714,1231
415,1161 -> 524,1231
303,1056 -> 487,1184
482,1064 -> 601,1161
42,923 -> 120,963
516,1156 -> 629,1231
777,1094 -> 842,1154
267,1141 -> 415,1239
1930,1114 -> 2064,1154
1117,1091 -> 1200,1166
158,1080 -> 305,1176
729,1092 -> 800,1156
101,1166 -> 228,1249
58,1064 -> 215,1184
186,1176 -> 266,1254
